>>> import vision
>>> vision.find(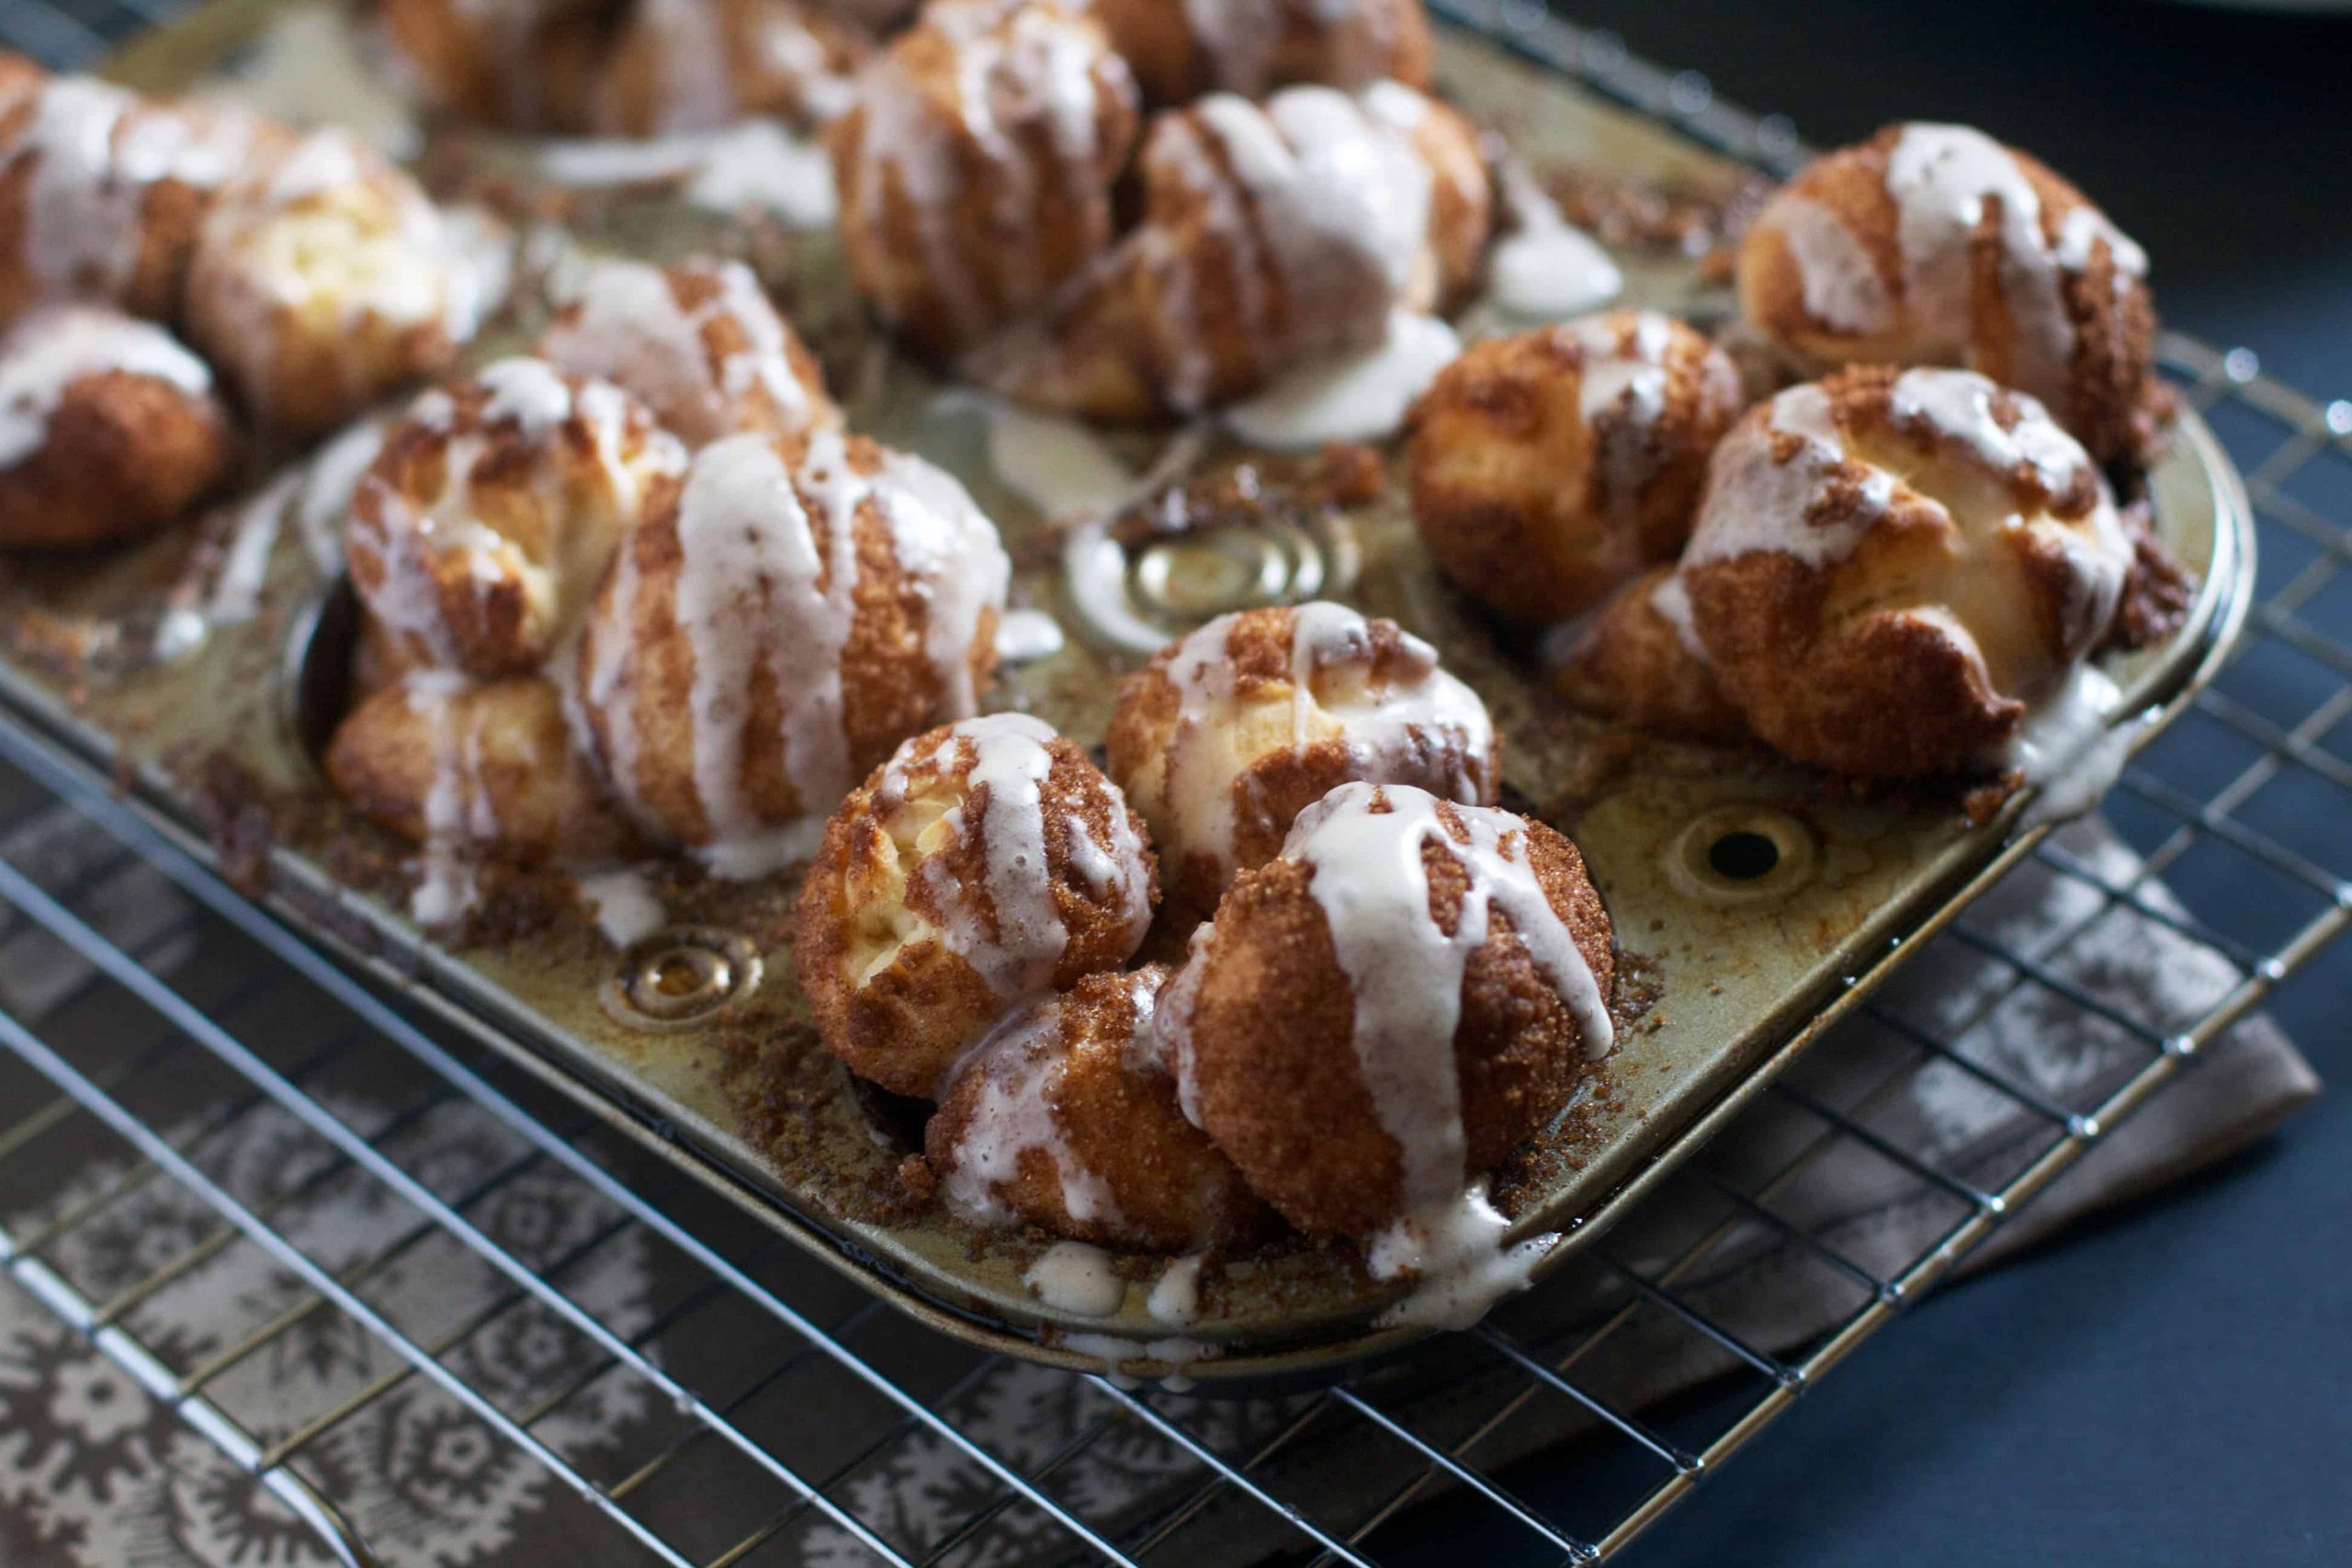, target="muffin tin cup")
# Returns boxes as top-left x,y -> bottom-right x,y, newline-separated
0,4 -> 2256,1384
